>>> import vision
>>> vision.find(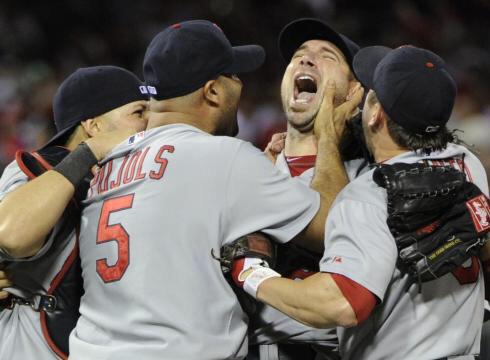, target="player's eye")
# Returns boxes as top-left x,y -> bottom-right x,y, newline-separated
321,51 -> 338,62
